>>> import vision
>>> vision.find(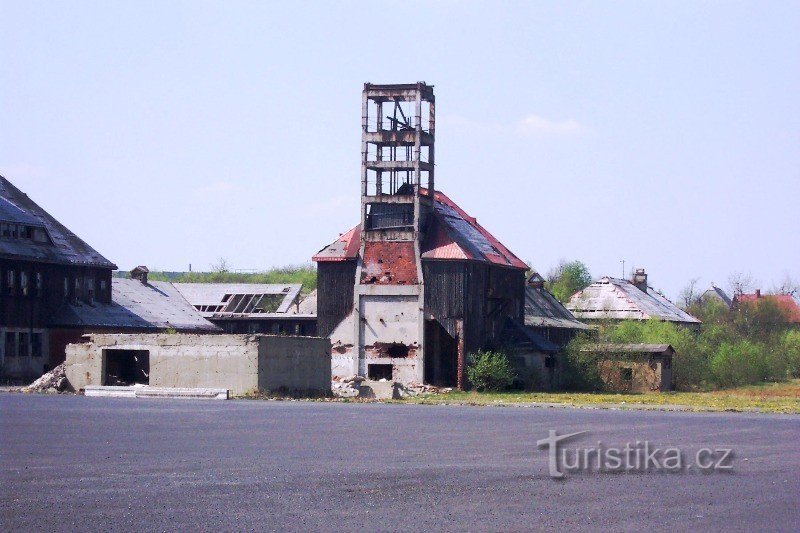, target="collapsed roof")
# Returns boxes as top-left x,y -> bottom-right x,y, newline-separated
173,283 -> 307,318
313,189 -> 527,270
567,277 -> 701,325
0,176 -> 116,268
